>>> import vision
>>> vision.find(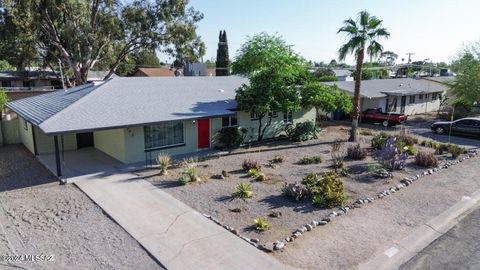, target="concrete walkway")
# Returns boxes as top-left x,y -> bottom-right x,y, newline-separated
75,172 -> 291,270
